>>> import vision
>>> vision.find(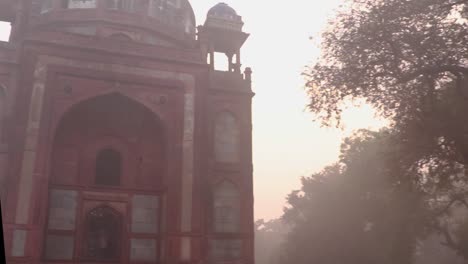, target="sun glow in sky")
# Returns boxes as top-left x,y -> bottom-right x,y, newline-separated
195,1 -> 387,220
0,1 -> 386,220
